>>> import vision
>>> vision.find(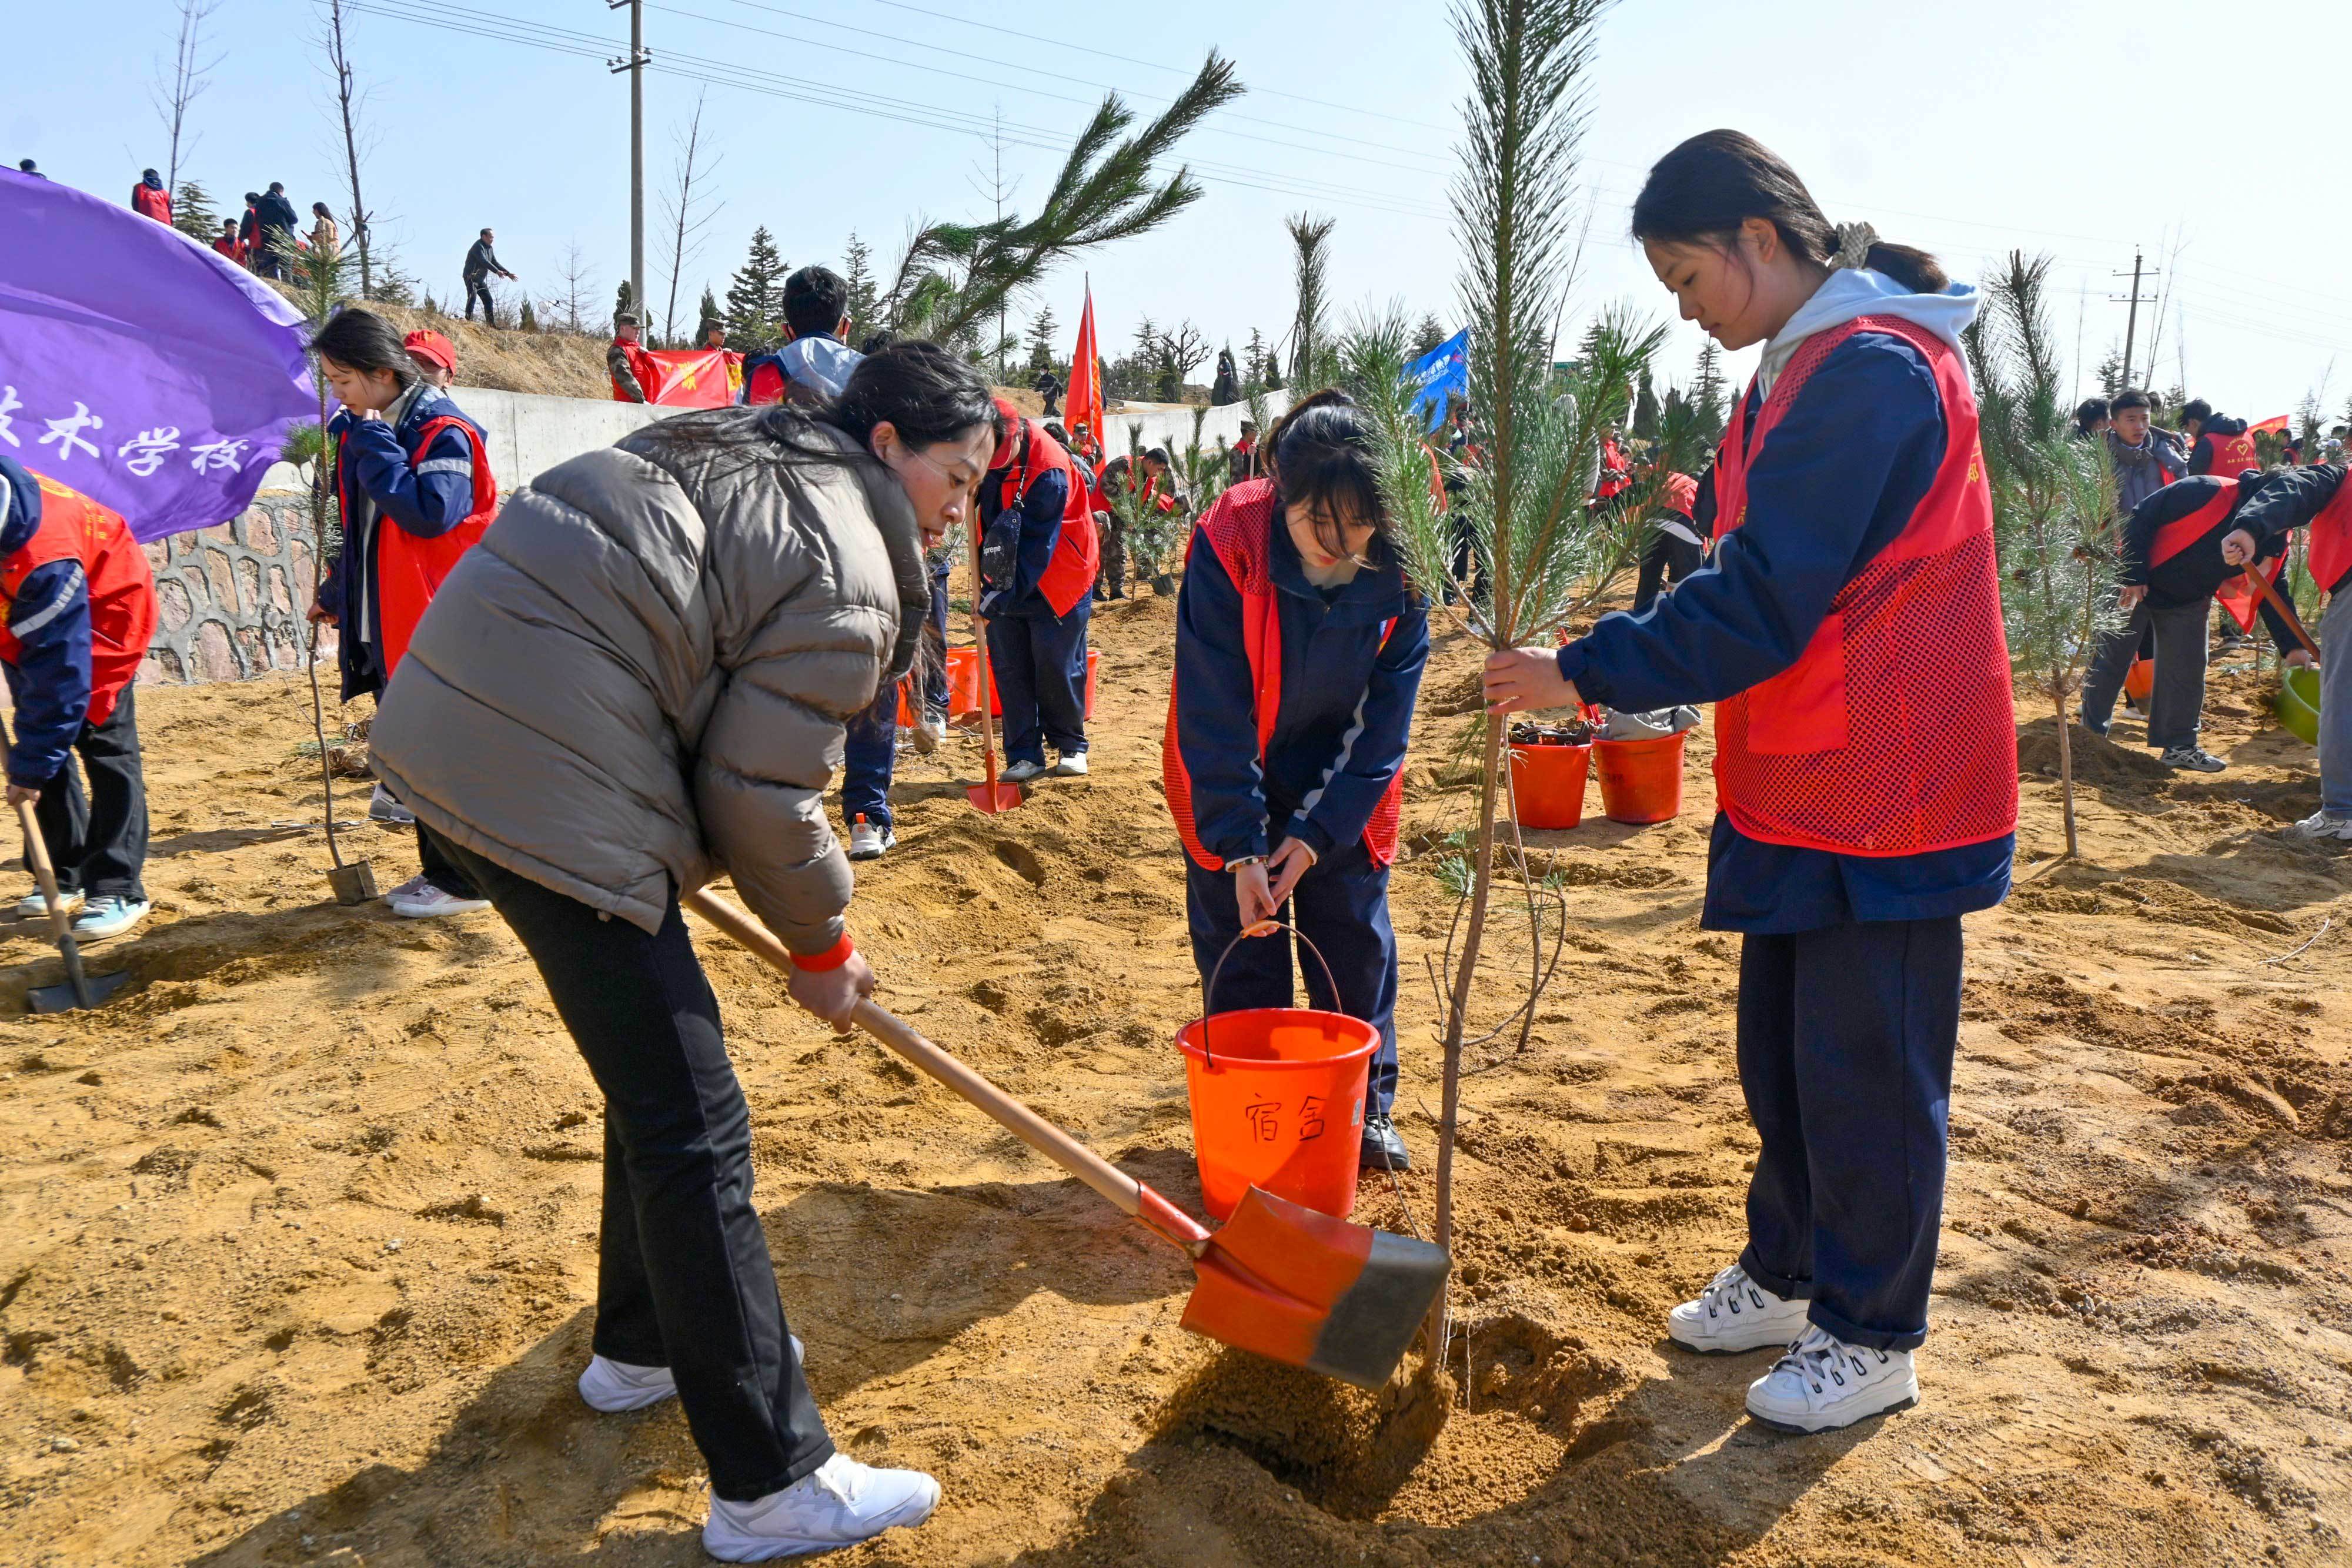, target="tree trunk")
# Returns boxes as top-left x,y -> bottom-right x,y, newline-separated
1427,711 -> 1504,1360
2054,688 -> 2077,860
